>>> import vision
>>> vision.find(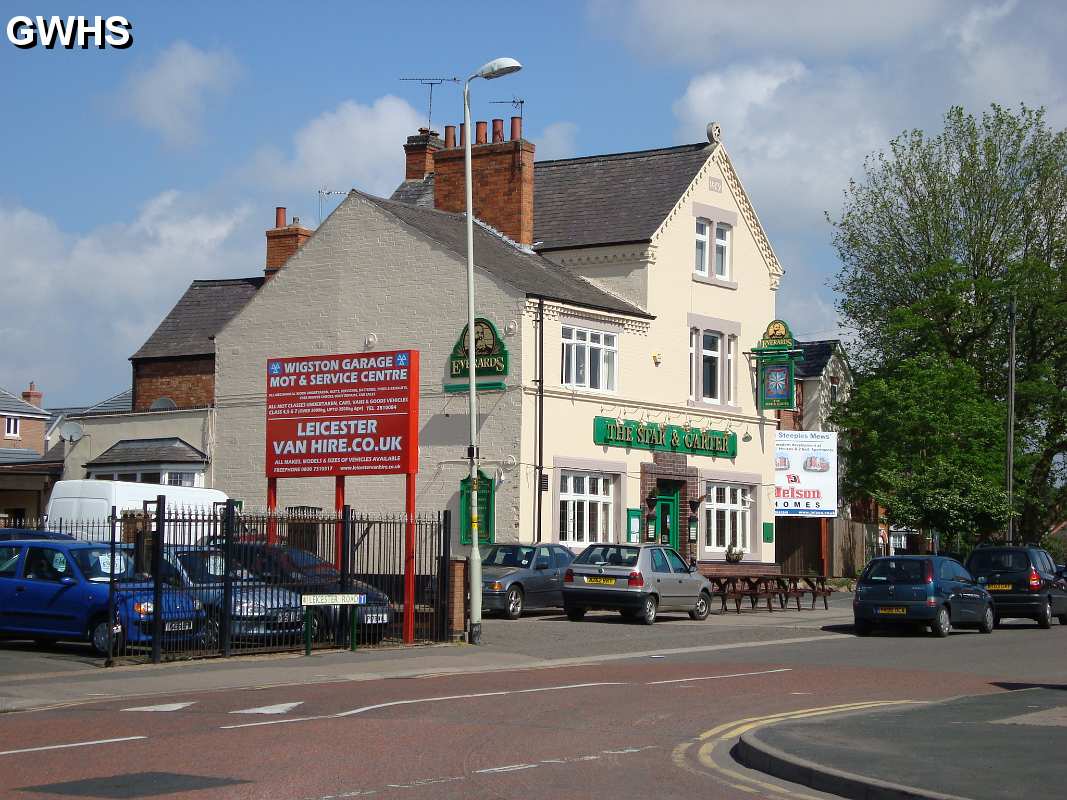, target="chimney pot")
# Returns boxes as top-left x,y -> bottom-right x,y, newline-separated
444,125 -> 456,148
266,206 -> 311,277
275,207 -> 286,228
459,123 -> 467,148
492,119 -> 504,143
21,381 -> 43,409
510,116 -> 522,141
475,121 -> 488,145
